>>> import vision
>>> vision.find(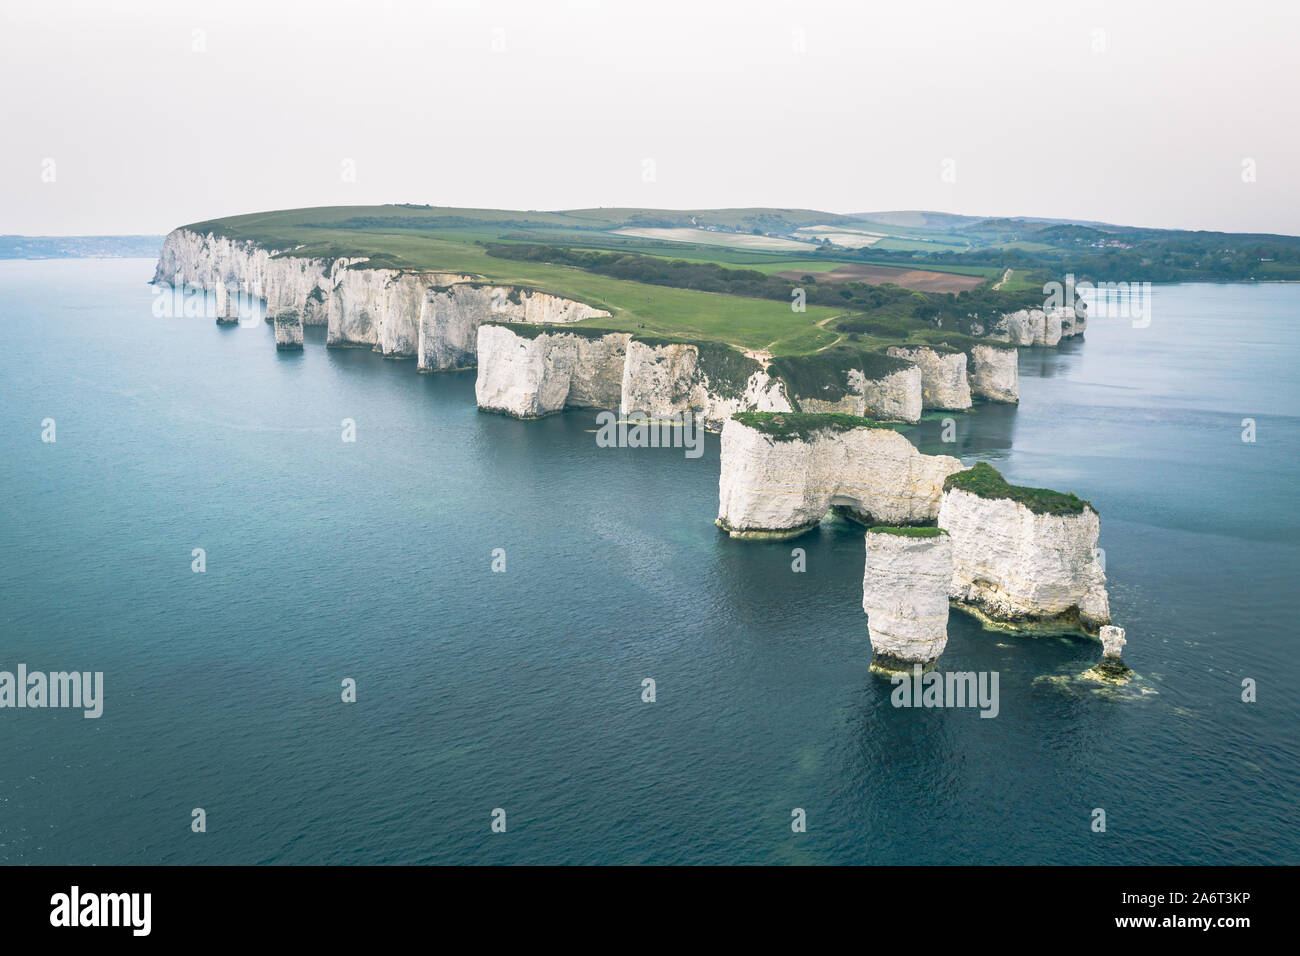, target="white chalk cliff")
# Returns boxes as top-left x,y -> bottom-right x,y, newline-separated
475,325 -> 631,418
153,228 -> 609,371
862,530 -> 953,669
619,340 -> 791,431
475,328 -> 794,428
716,415 -> 963,538
967,344 -> 1019,403
885,346 -> 971,410
988,306 -> 1084,347
938,469 -> 1110,633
